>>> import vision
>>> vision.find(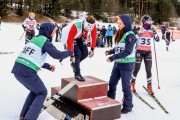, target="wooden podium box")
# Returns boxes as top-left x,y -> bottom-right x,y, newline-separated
61,76 -> 108,102
79,97 -> 121,120
50,76 -> 121,120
